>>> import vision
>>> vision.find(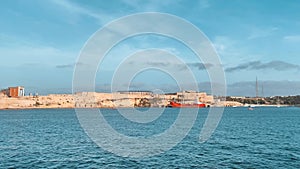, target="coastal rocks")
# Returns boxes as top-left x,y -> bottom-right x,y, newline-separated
0,91 -> 216,109
134,98 -> 151,107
